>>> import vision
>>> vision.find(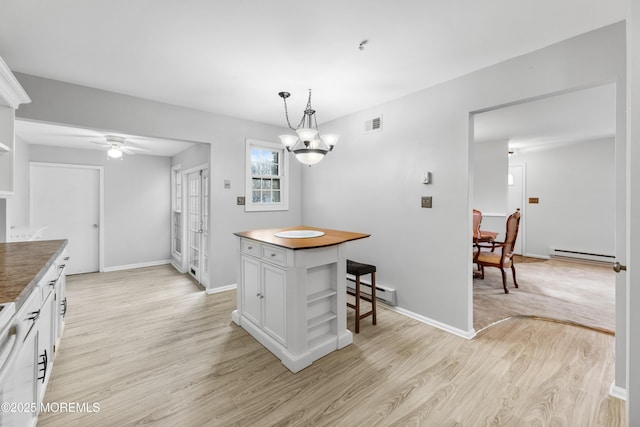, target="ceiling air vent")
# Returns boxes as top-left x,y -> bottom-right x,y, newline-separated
364,115 -> 382,133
